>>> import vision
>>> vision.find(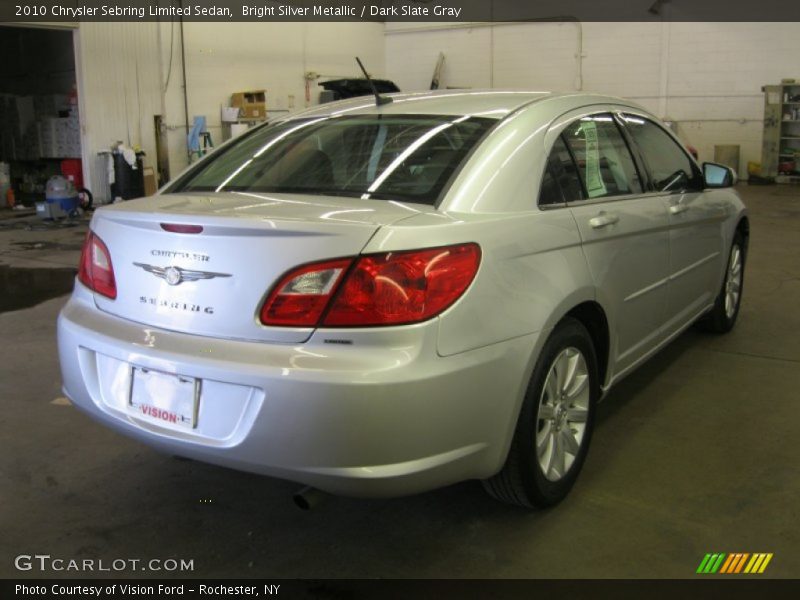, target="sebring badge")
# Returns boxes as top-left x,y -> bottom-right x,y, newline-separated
133,263 -> 232,286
